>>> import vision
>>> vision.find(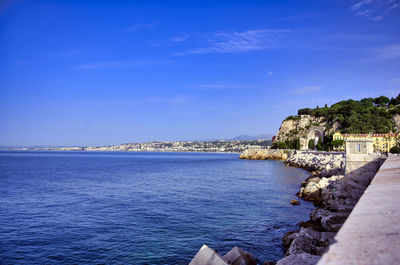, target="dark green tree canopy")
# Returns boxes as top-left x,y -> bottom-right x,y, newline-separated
289,94 -> 400,134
